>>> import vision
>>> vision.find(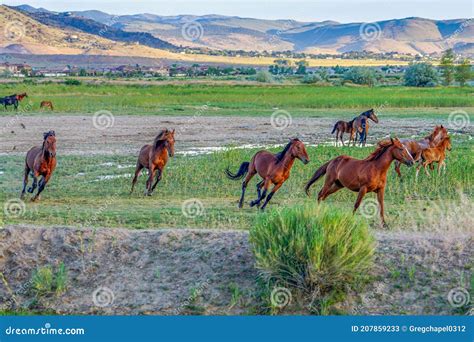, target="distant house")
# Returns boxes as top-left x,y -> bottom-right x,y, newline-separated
0,63 -> 32,76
